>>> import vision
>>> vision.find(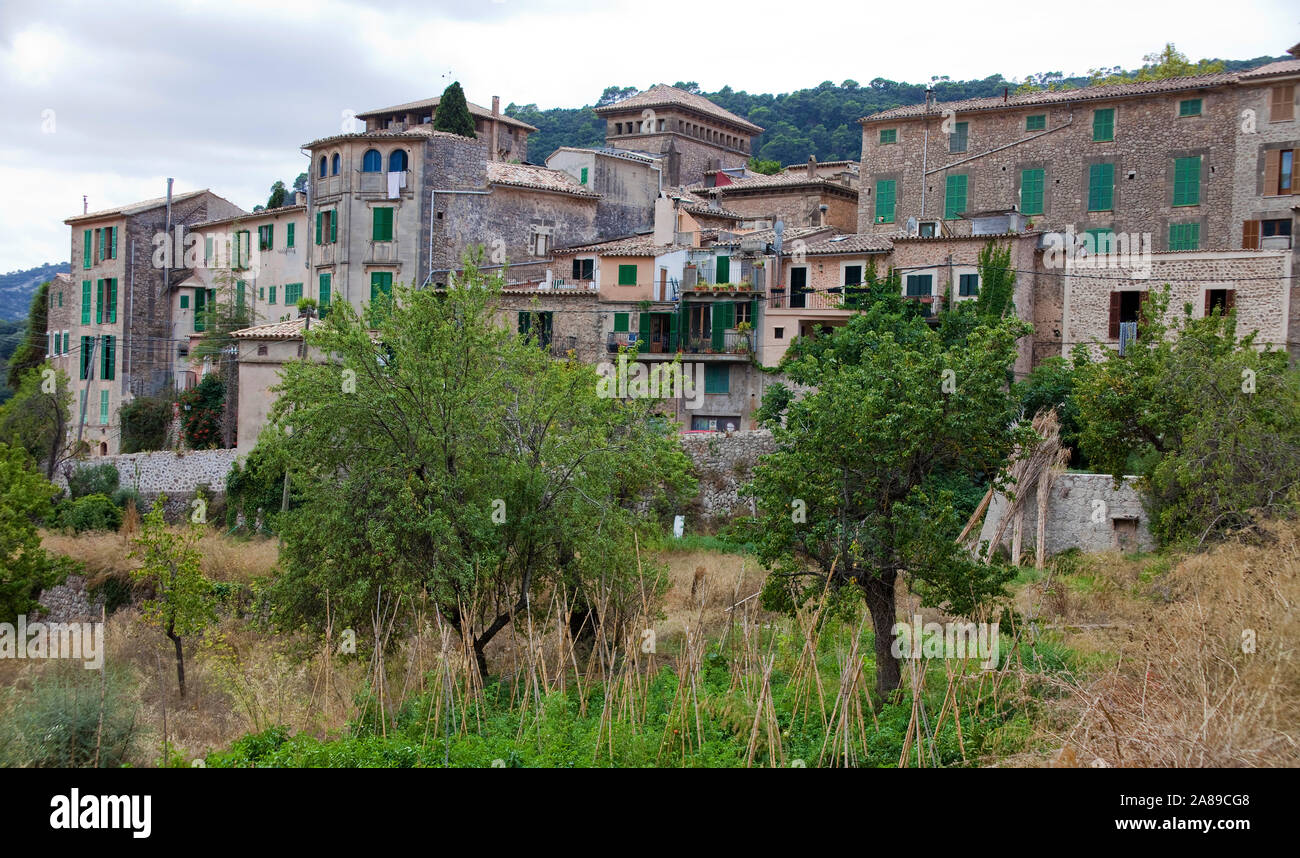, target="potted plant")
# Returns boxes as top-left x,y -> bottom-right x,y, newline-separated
734,321 -> 752,354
